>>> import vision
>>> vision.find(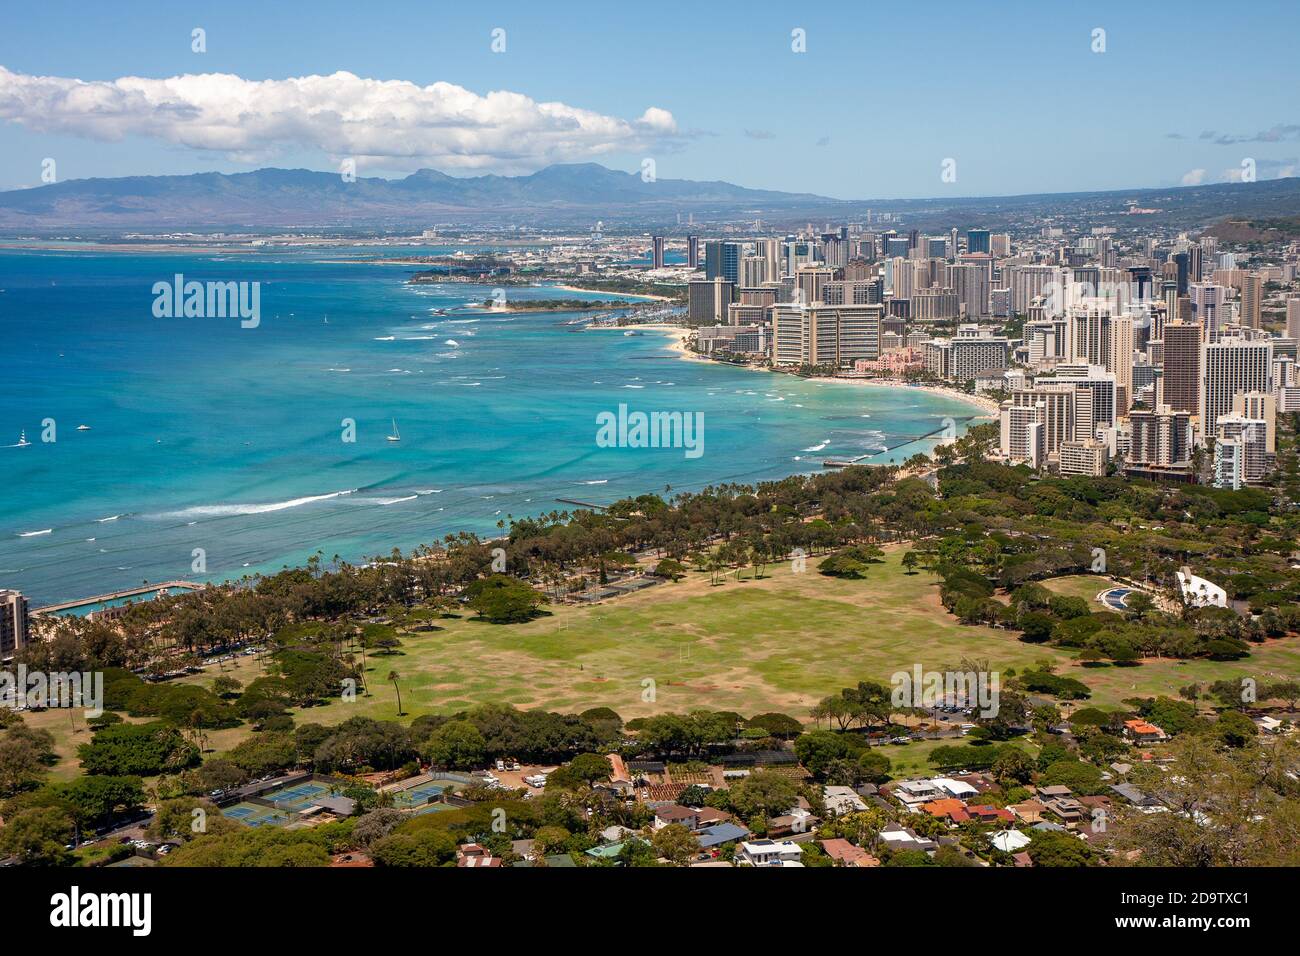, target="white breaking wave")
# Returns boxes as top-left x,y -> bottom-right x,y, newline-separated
158,489 -> 356,519
374,336 -> 396,341
802,440 -> 830,452
17,528 -> 52,537
352,494 -> 419,506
